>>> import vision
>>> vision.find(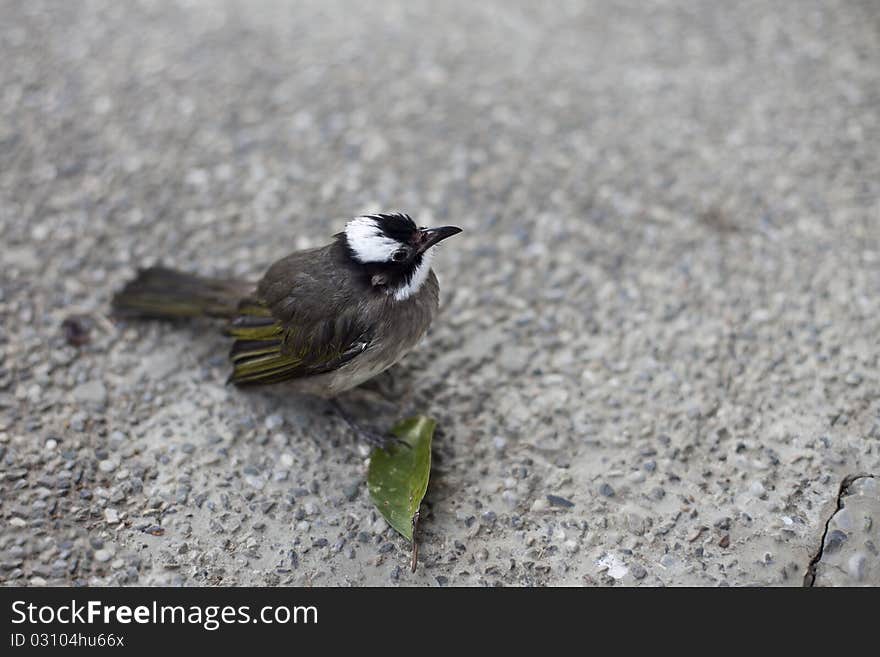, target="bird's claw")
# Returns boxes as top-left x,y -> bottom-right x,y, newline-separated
360,428 -> 409,452
330,399 -> 409,452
